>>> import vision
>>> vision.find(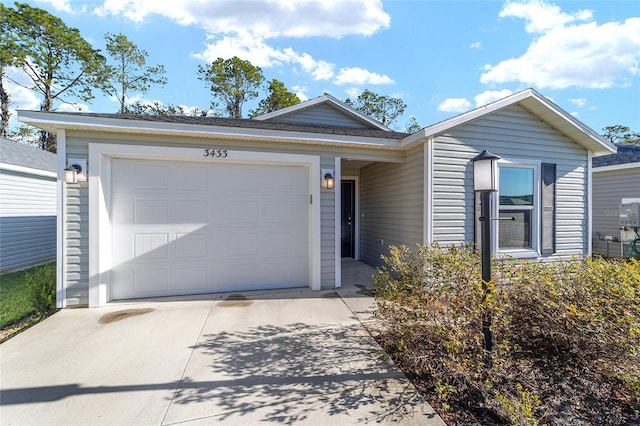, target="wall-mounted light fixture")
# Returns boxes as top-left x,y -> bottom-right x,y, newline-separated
321,169 -> 334,189
65,158 -> 87,183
